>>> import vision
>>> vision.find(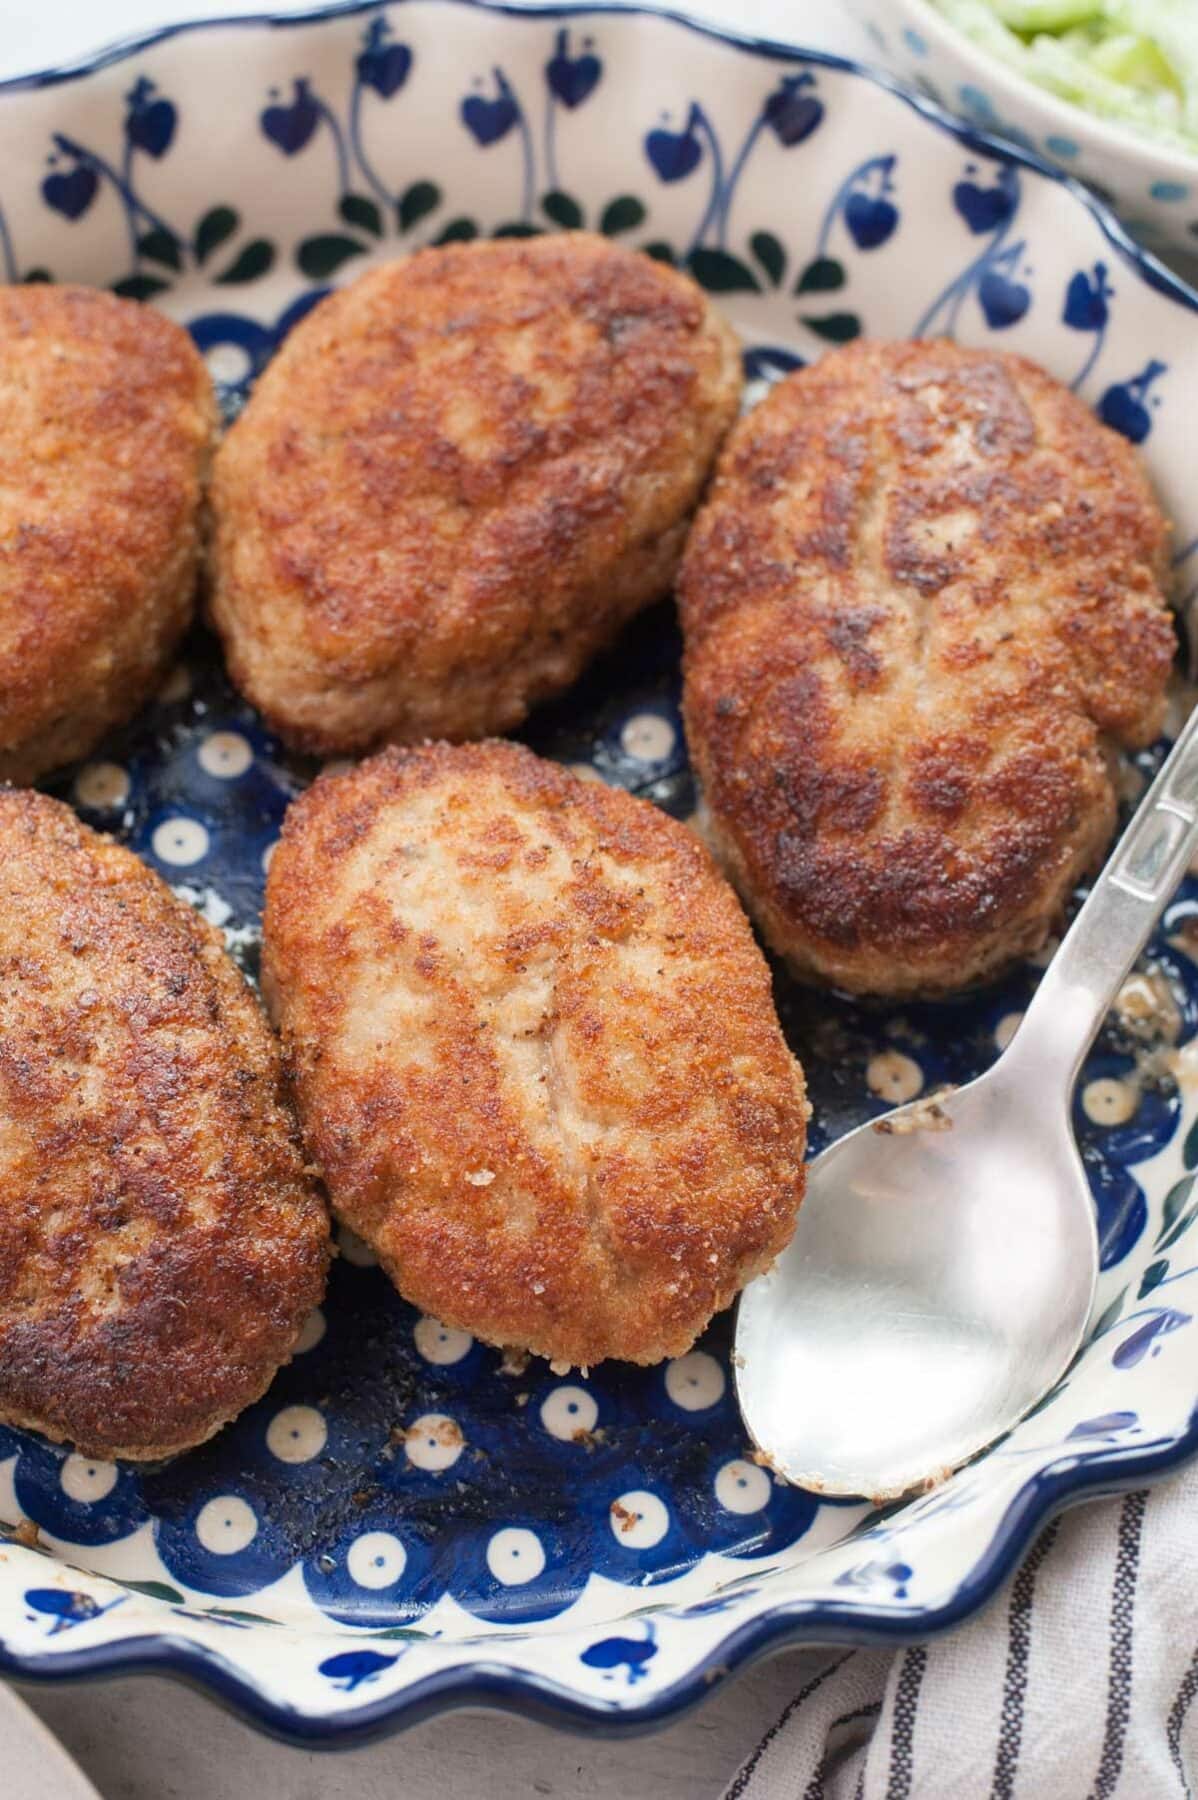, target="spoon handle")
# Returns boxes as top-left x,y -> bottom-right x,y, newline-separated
1007,700 -> 1198,1093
